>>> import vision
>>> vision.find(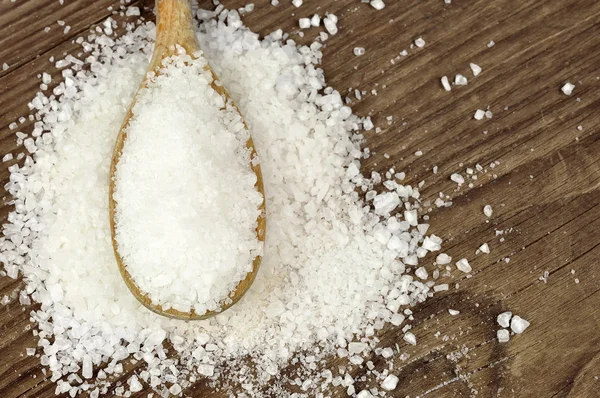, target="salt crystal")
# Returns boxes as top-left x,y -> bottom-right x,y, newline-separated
370,0 -> 385,10
450,173 -> 465,184
129,376 -> 143,392
497,311 -> 512,328
354,47 -> 365,56
436,253 -> 451,264
455,258 -> 472,273
561,82 -> 575,95
381,347 -> 394,358
483,204 -> 493,217
403,332 -> 417,345
441,76 -> 451,91
415,267 -> 428,280
126,7 -> 140,16
299,18 -> 311,29
292,0 -> 302,7
381,374 -> 399,391
323,15 -> 338,35
478,243 -> 490,254
310,14 -> 321,27
454,74 -> 468,85
414,37 -> 425,48
510,316 -> 530,334
469,63 -> 482,76
448,309 -> 460,315
474,109 -> 486,120
497,329 -> 510,343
